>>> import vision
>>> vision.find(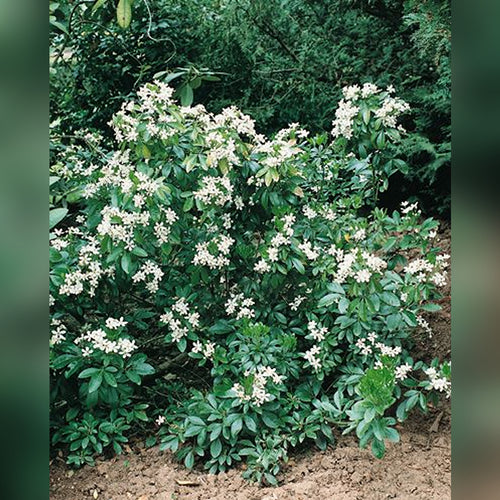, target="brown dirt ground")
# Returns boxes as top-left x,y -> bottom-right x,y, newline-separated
50,222 -> 451,500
